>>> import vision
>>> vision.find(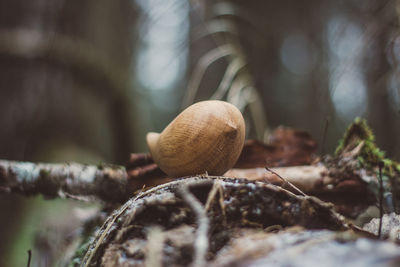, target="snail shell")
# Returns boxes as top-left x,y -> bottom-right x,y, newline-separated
146,100 -> 245,177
